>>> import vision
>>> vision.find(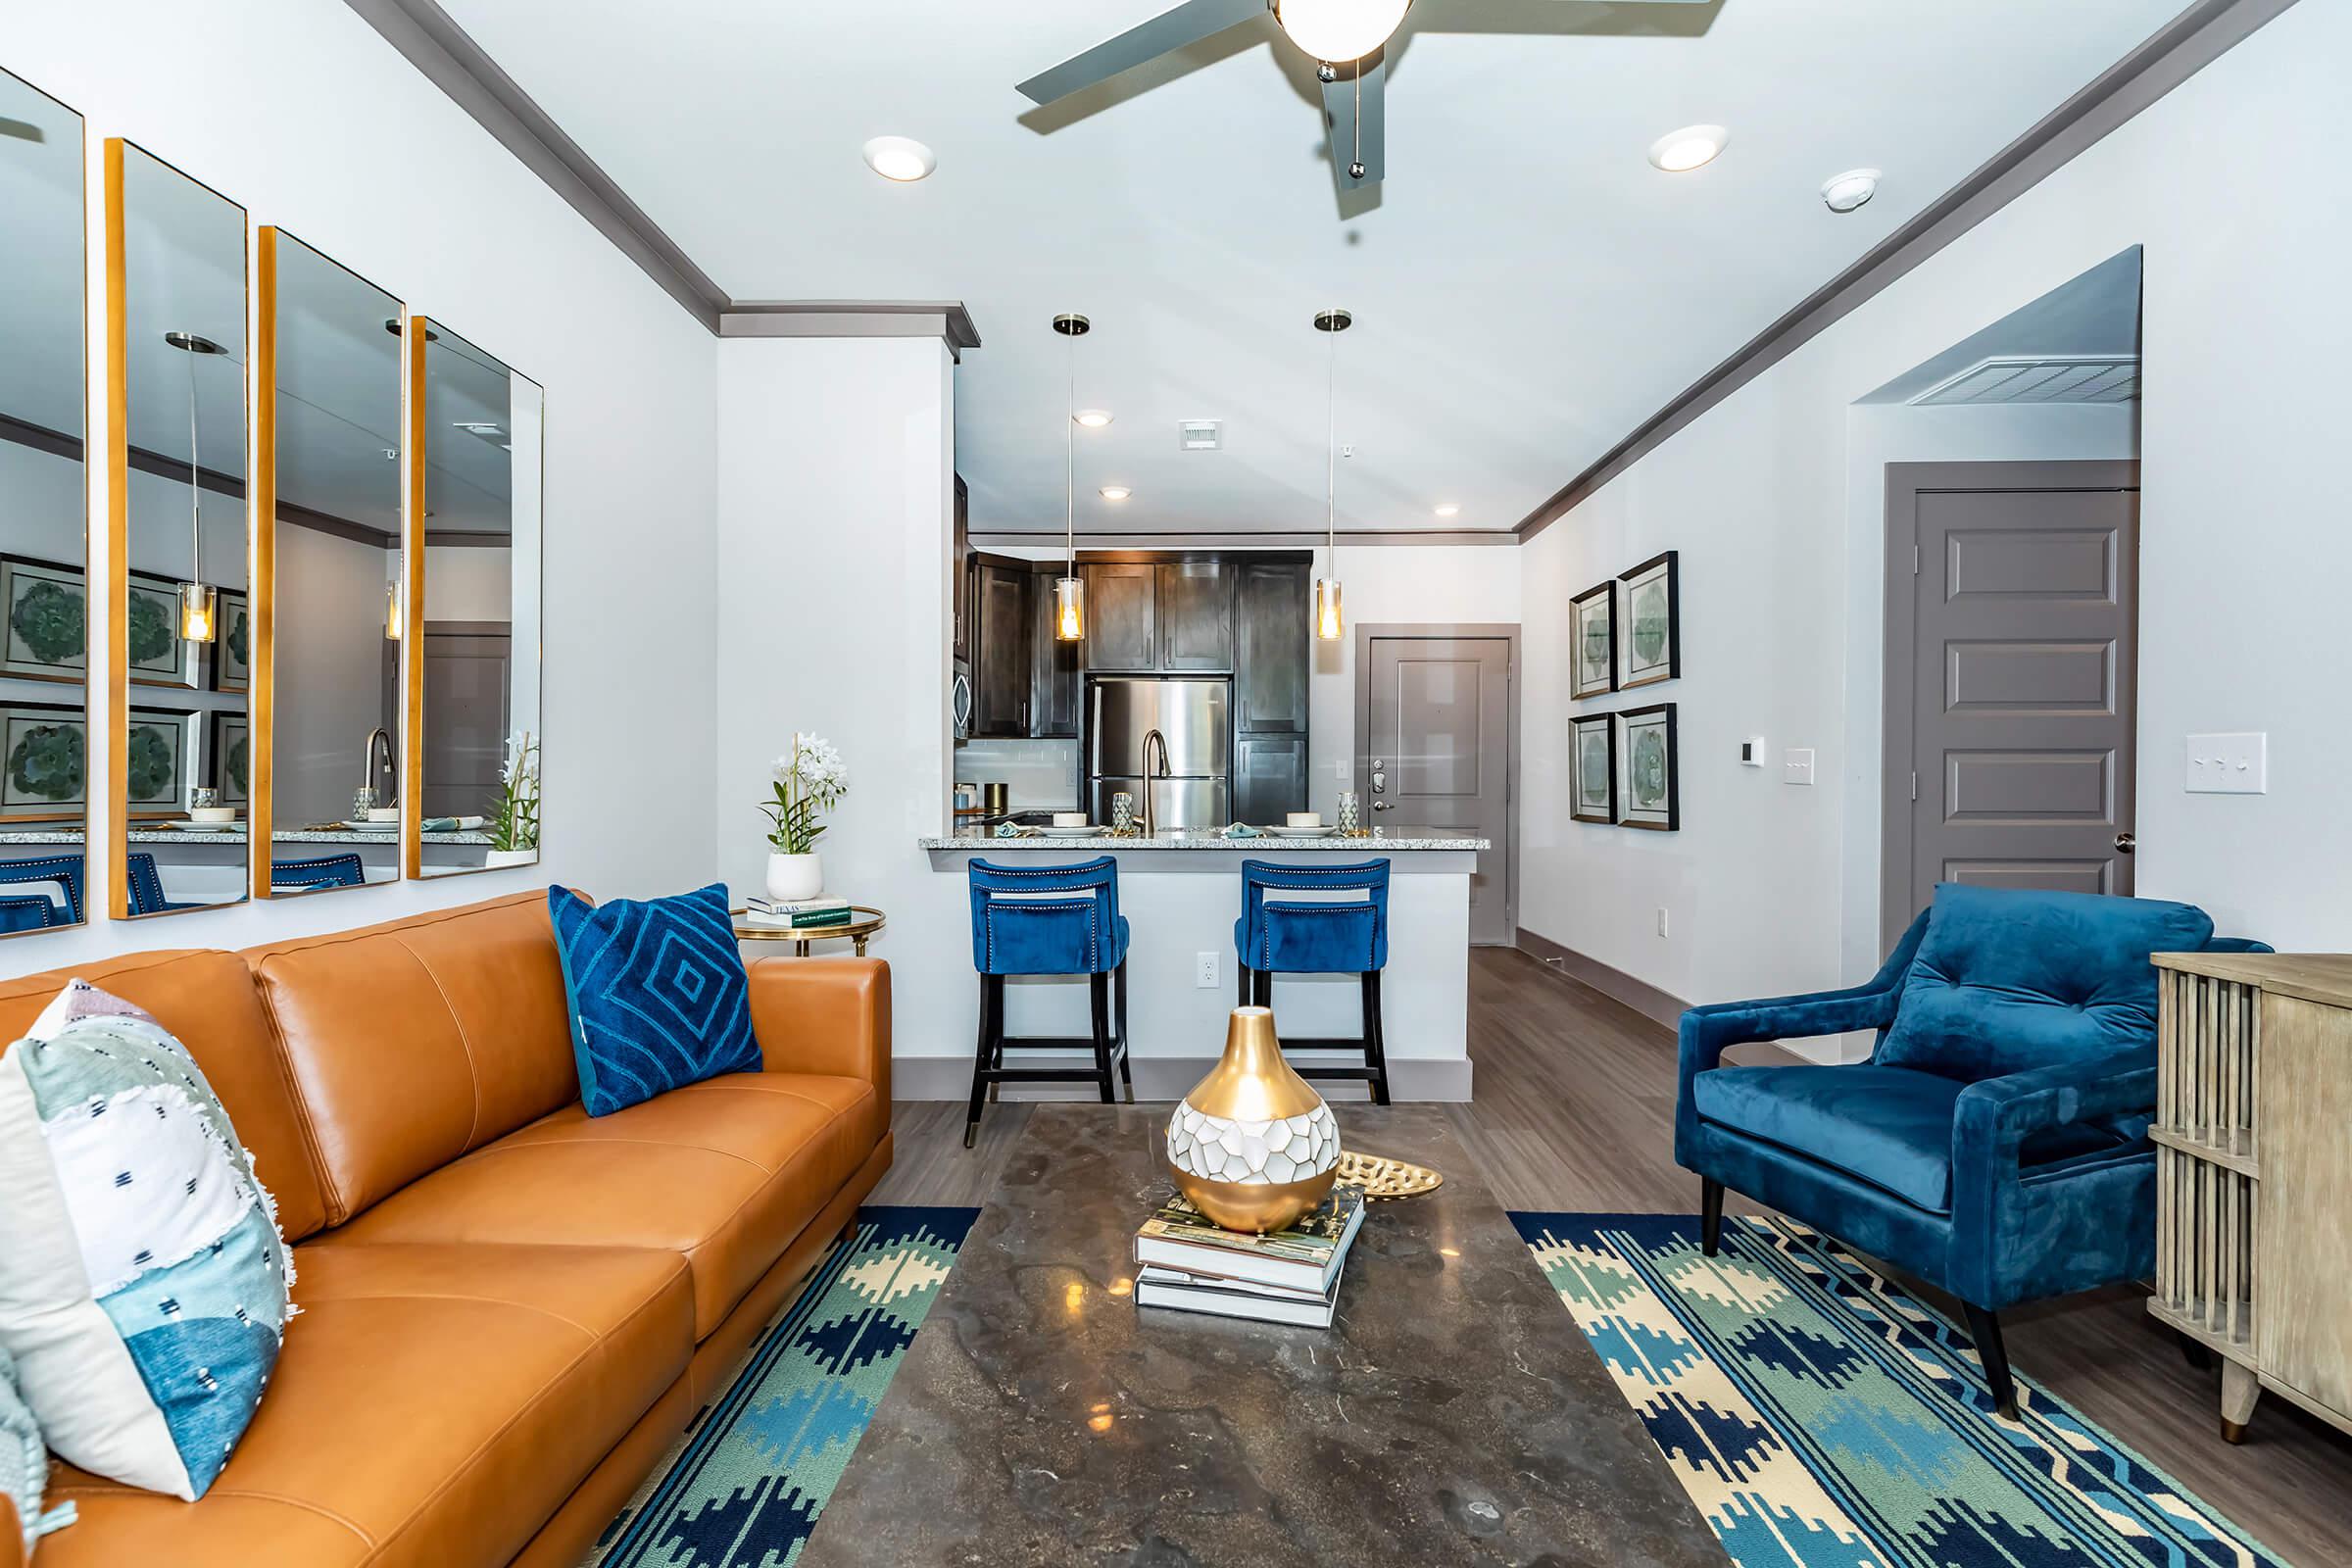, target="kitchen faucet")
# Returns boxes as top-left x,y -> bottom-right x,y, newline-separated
363,725 -> 397,808
1142,728 -> 1171,839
